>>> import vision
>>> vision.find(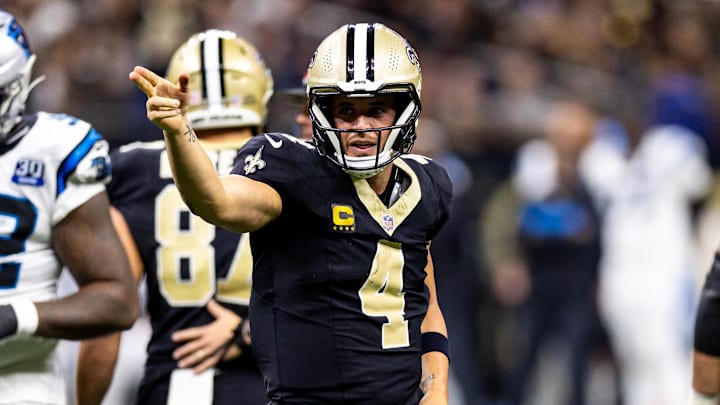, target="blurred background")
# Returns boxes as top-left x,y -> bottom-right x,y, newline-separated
7,0 -> 720,404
